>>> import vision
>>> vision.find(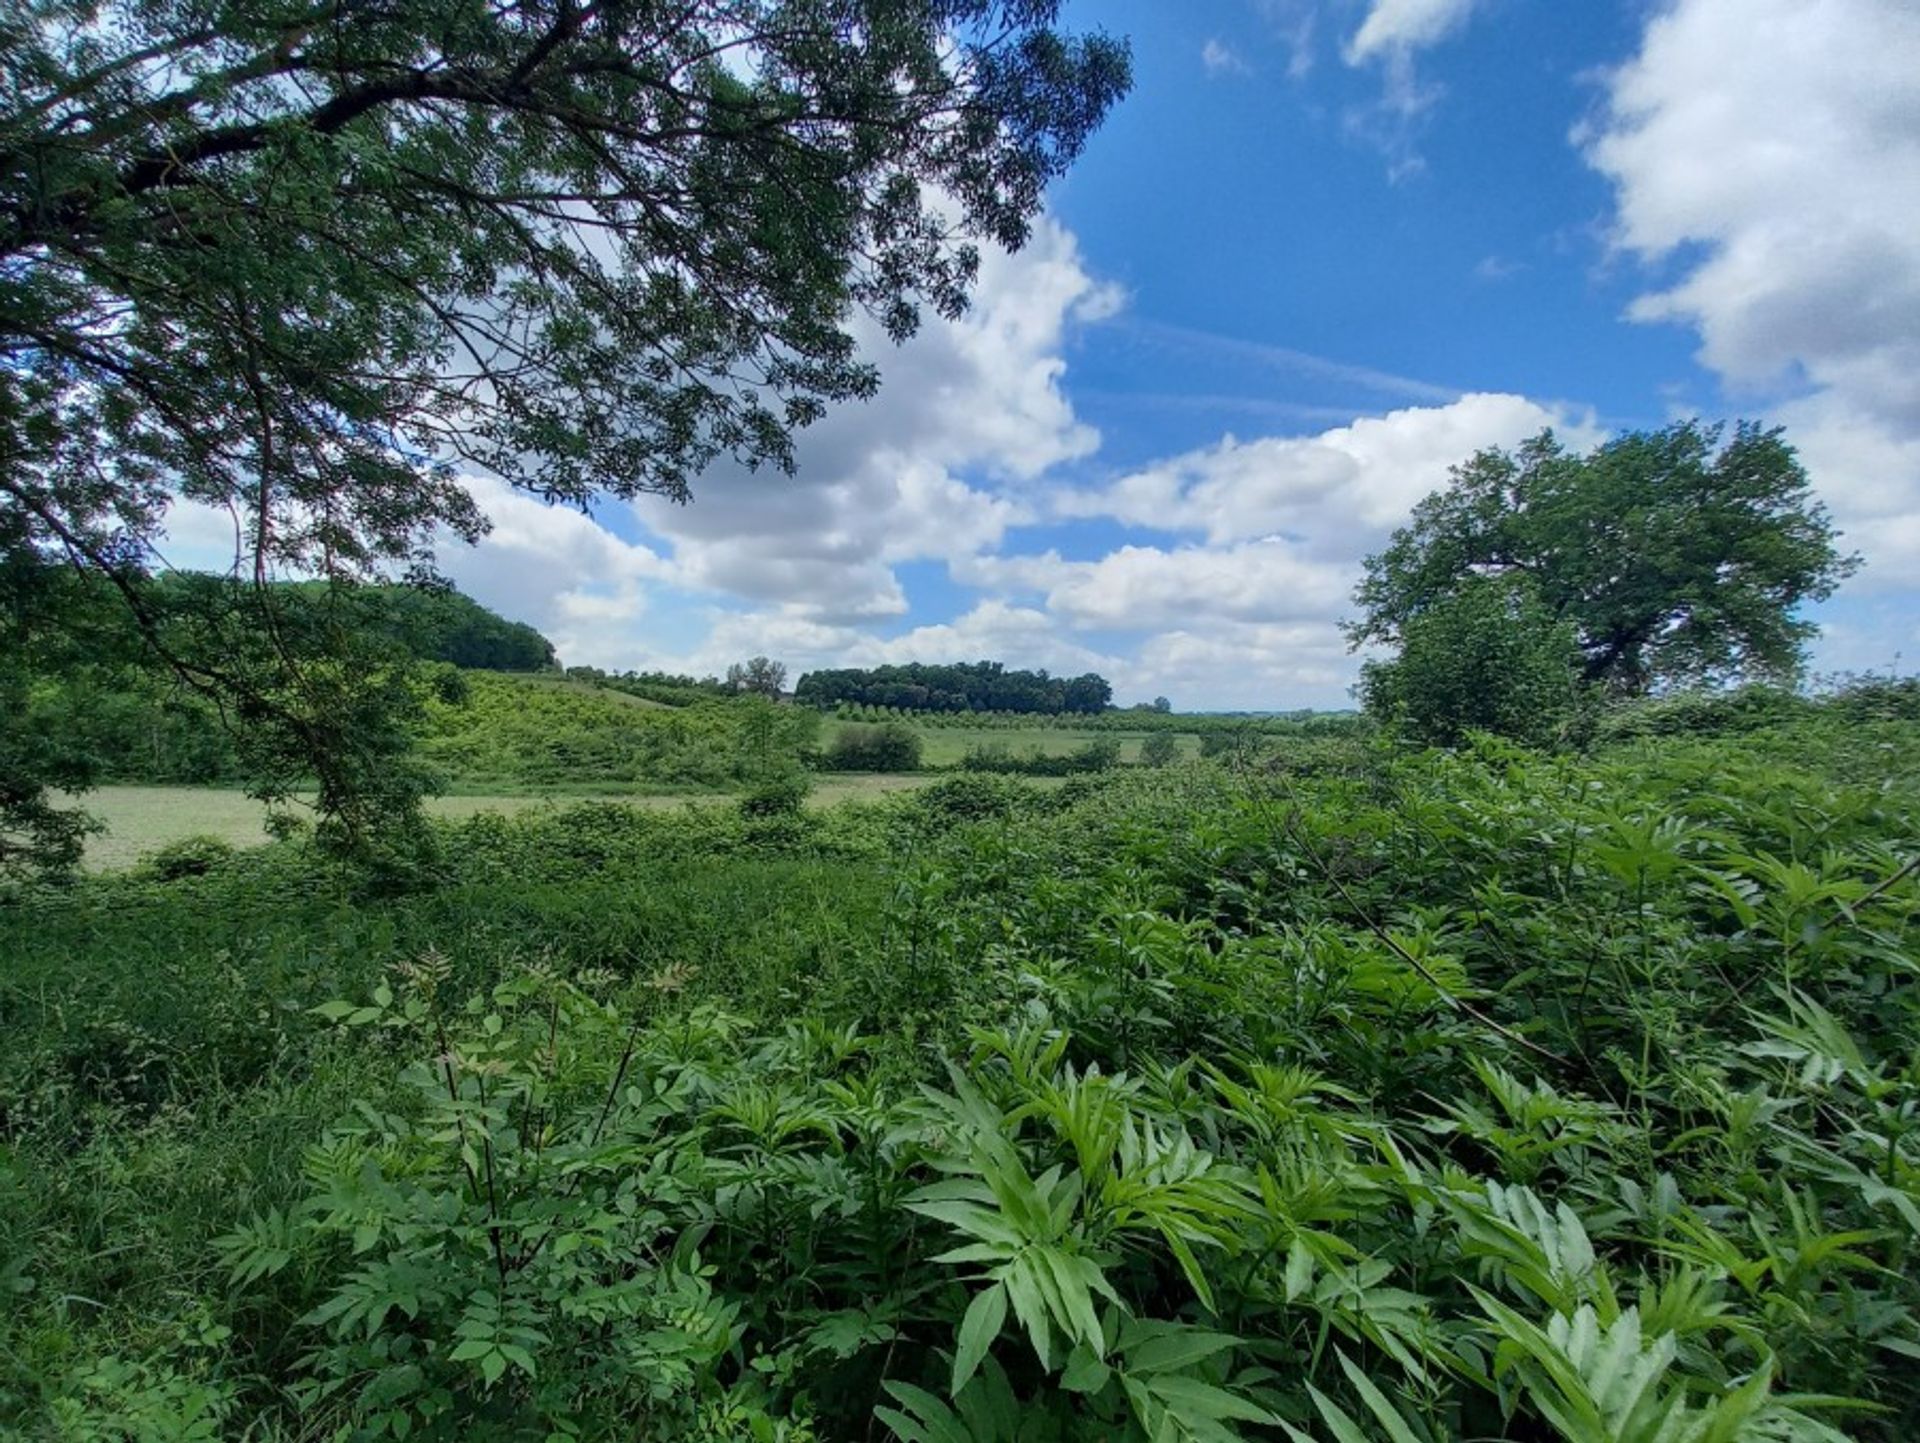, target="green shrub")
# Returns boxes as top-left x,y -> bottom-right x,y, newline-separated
908,773 -> 1041,825
1361,574 -> 1585,747
825,722 -> 923,772
1593,684 -> 1811,741
959,739 -> 1119,776
739,771 -> 812,818
1139,731 -> 1178,767
134,833 -> 237,881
